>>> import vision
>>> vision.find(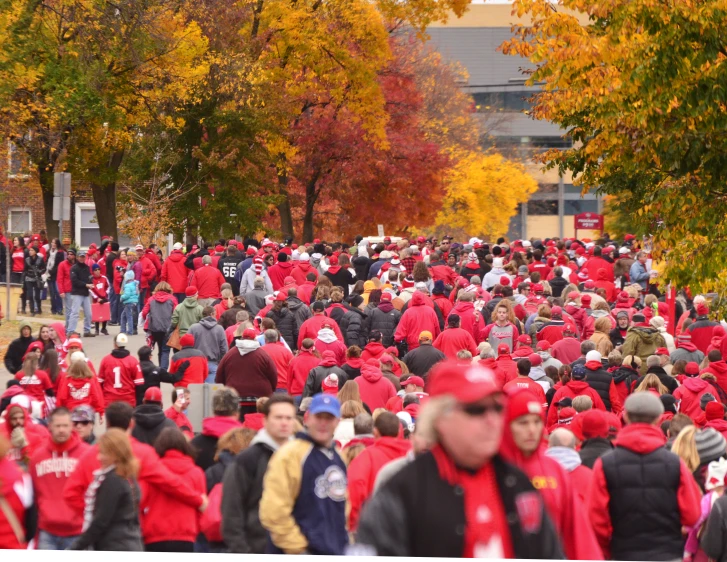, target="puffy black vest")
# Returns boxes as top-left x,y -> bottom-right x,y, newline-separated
585,367 -> 613,411
601,446 -> 683,560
